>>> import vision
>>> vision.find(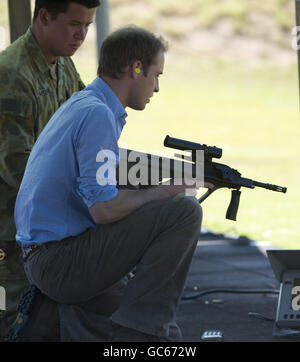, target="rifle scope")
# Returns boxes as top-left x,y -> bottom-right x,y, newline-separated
164,135 -> 222,159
